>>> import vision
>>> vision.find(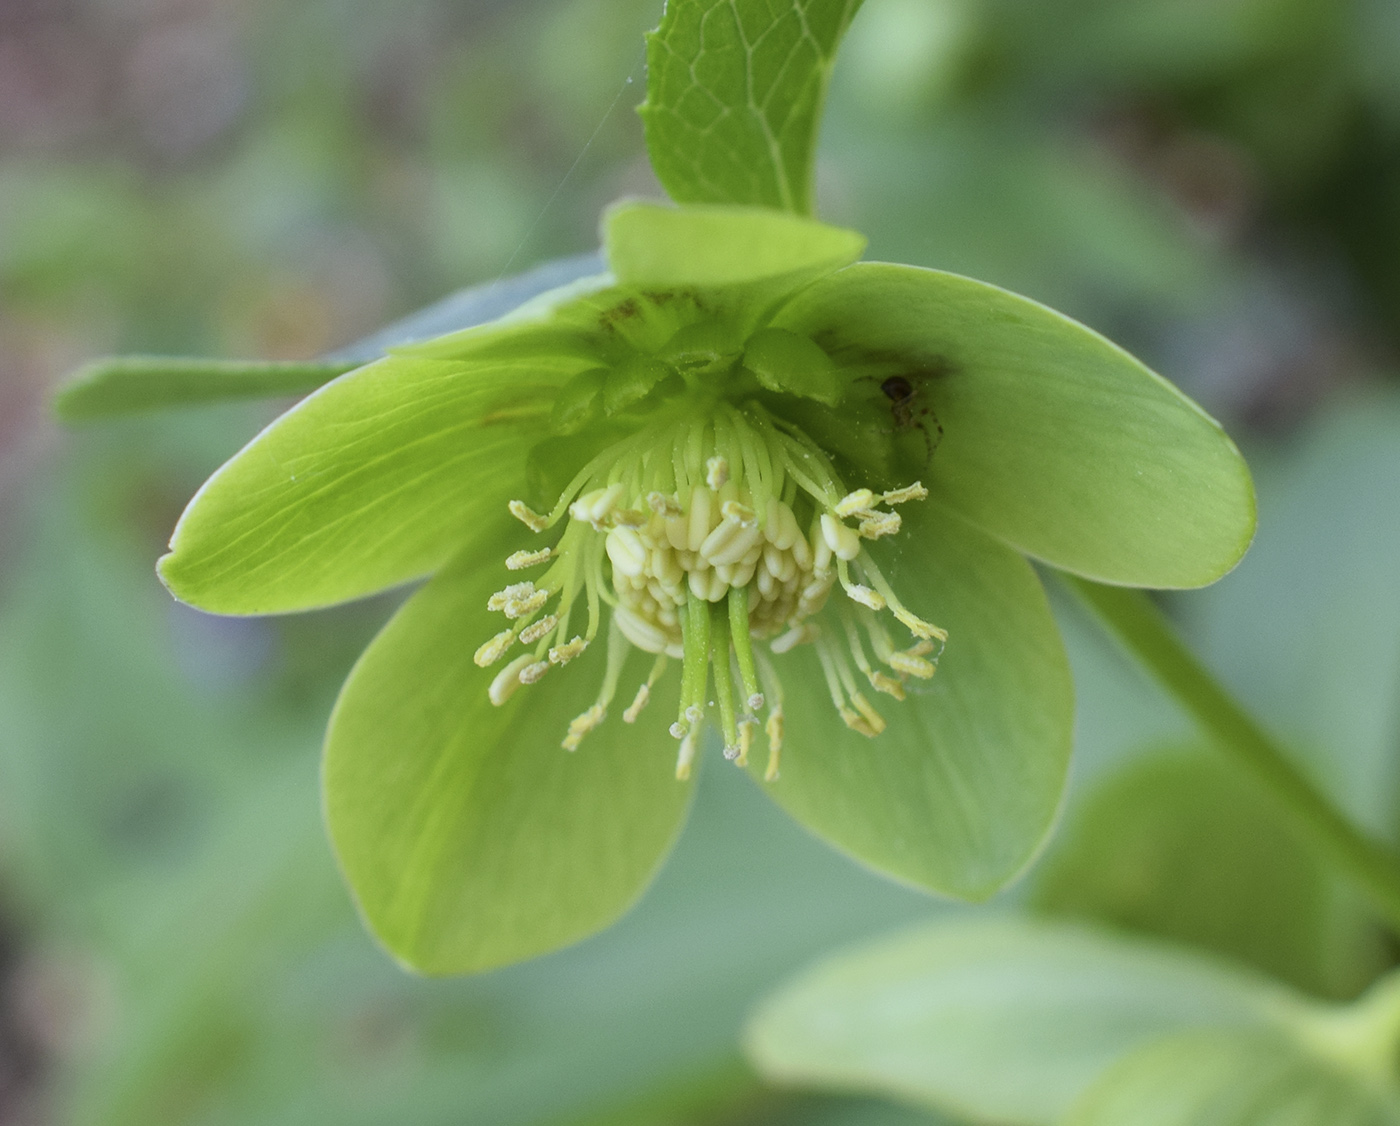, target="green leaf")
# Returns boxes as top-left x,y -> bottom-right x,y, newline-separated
751,501 -> 1073,900
158,350 -> 588,615
52,357 -> 355,422
772,263 -> 1257,588
1067,1031 -> 1400,1126
1034,748 -> 1385,1000
603,201 -> 865,288
324,517 -> 694,974
639,0 -> 865,213
745,917 -> 1309,1125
